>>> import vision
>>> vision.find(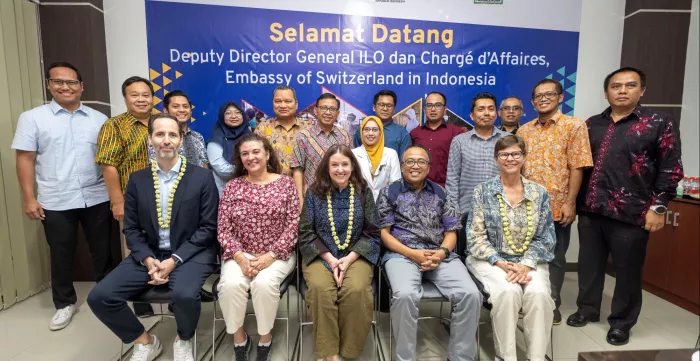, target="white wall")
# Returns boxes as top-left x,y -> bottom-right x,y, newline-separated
681,0 -> 699,178
104,0 -> 629,262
